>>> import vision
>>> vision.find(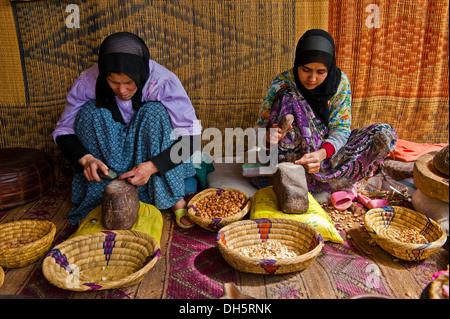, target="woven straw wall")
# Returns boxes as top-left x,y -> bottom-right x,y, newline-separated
0,0 -> 448,162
